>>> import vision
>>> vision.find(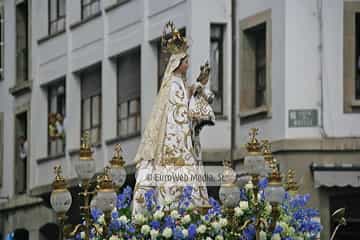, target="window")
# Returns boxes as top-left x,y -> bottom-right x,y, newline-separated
16,0 -> 28,84
117,48 -> 141,138
81,65 -> 101,144
344,2 -> 360,112
48,80 -> 66,156
210,24 -> 225,115
0,5 -> 4,80
81,0 -> 100,20
239,10 -> 271,119
15,111 -> 27,194
0,112 -> 3,186
356,13 -> 360,100
48,0 -> 66,35
157,29 -> 185,90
